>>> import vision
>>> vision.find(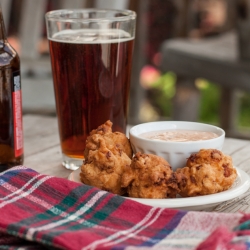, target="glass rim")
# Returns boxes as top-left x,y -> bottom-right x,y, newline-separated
45,8 -> 136,22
